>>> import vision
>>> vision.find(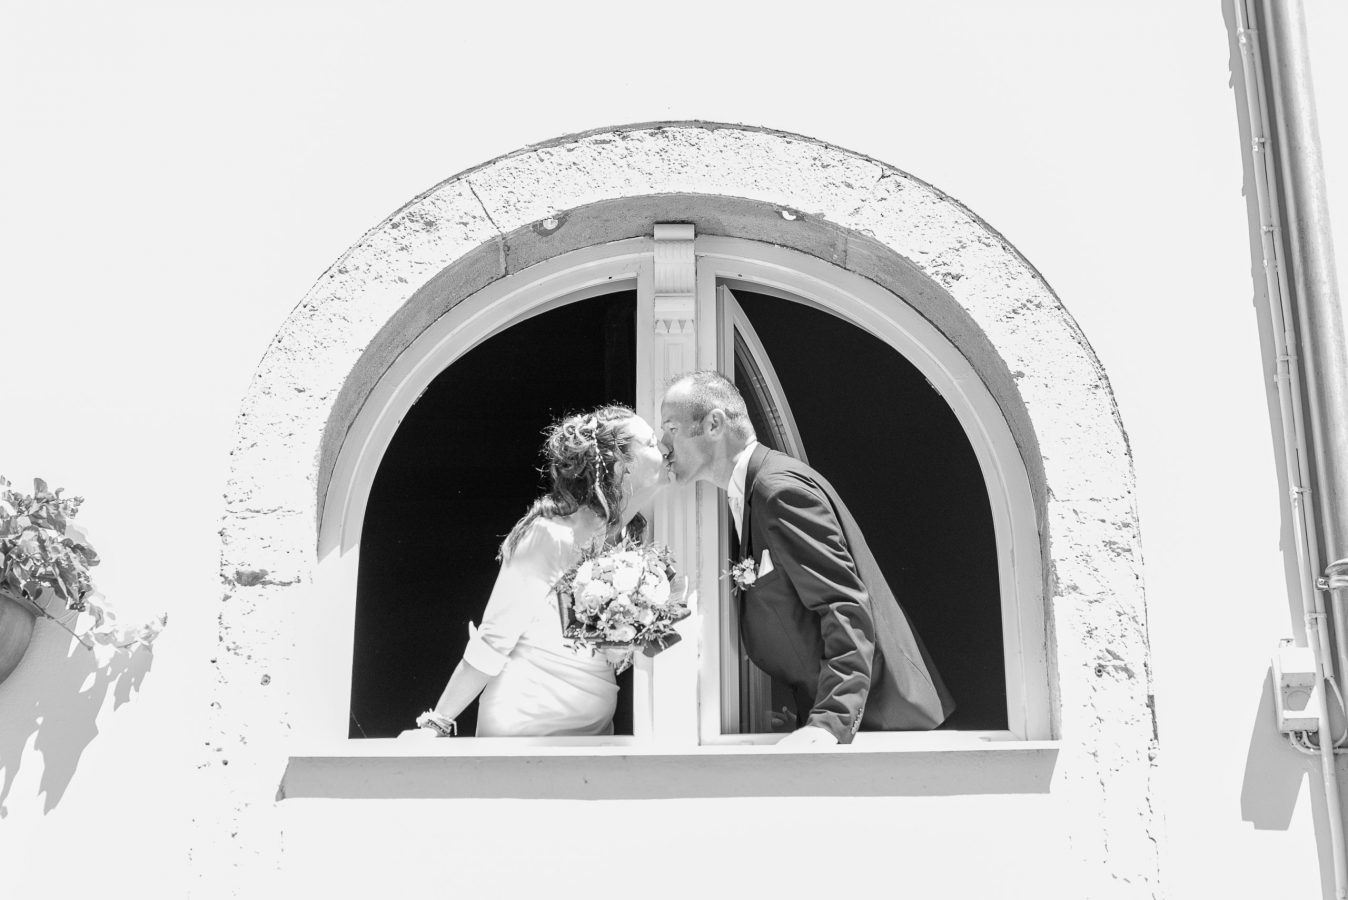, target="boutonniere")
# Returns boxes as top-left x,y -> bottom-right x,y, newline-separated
727,557 -> 758,593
